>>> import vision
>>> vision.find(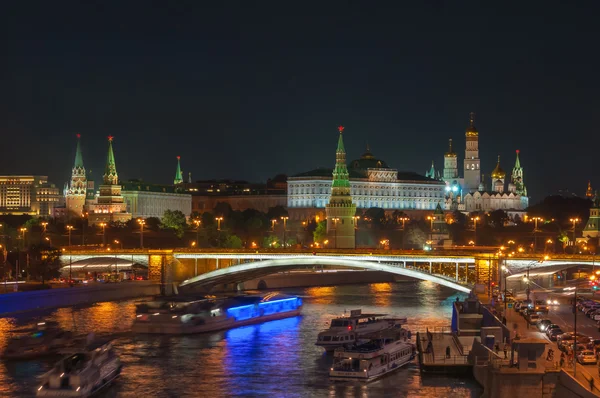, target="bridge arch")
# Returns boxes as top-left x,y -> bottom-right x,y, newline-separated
179,256 -> 472,293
